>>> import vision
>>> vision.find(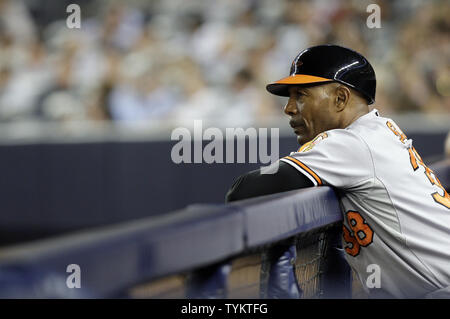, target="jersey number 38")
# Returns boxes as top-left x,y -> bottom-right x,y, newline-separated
342,211 -> 374,257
